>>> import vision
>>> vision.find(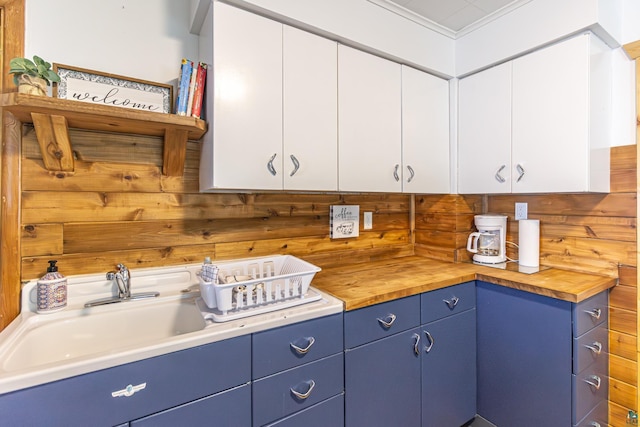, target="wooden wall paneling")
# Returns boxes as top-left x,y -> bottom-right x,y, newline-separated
20,223 -> 63,256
